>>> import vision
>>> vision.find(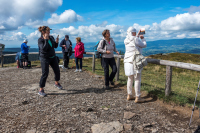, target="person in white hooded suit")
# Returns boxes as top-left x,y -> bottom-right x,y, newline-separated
124,27 -> 147,103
